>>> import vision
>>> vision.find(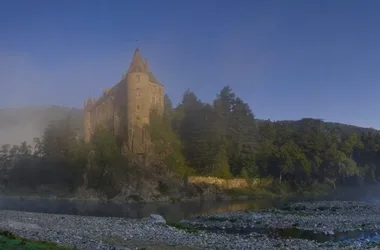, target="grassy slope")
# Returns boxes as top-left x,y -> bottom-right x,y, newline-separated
0,231 -> 76,250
